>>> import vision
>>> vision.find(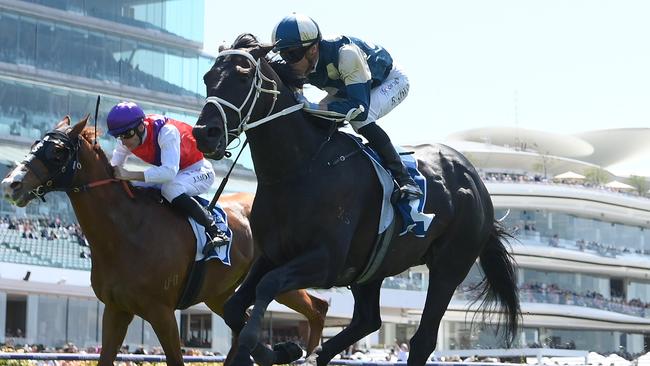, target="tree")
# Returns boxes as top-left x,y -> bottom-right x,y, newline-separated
628,175 -> 649,197
583,167 -> 609,185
